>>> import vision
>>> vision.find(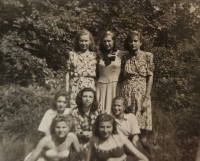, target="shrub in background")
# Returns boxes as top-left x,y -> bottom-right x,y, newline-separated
0,0 -> 199,161
0,84 -> 70,161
